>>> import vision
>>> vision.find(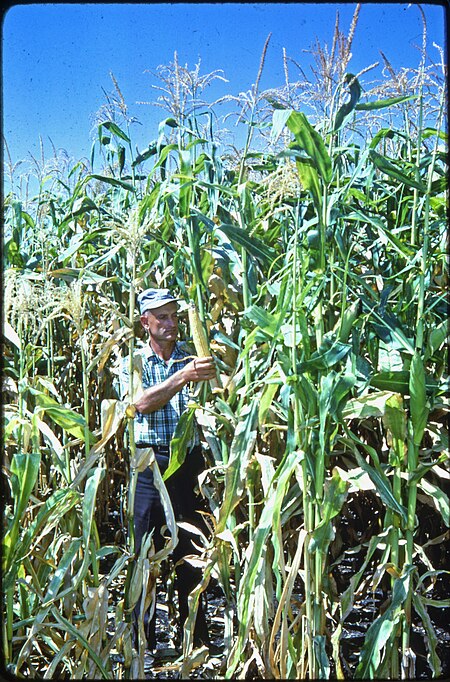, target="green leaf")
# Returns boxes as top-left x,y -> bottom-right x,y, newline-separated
369,128 -> 396,148
6,239 -> 25,267
409,351 -> 428,446
370,370 -> 438,396
98,120 -> 131,143
118,144 -> 125,174
314,636 -> 331,679
3,452 -> 41,571
151,143 -> 178,174
297,338 -> 351,373
418,478 -> 449,526
412,593 -> 442,676
69,196 -> 98,217
217,400 -> 259,533
342,390 -> 397,420
10,453 -> 40,522
132,142 -> 158,167
353,449 -> 408,524
356,94 -> 418,110
3,489 -> 80,588
32,390 -> 95,442
88,174 -> 135,191
293,153 -> 323,212
310,470 -> 349,553
370,314 -> 415,354
258,381 -> 280,425
425,319 -> 448,361
41,538 -> 82,607
369,149 -> 426,191
244,305 -> 280,336
164,117 -> 178,128
383,393 -> 407,443
163,407 -> 196,480
216,222 -> 276,265
286,110 -> 332,183
333,73 -> 362,132
356,570 -> 411,678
